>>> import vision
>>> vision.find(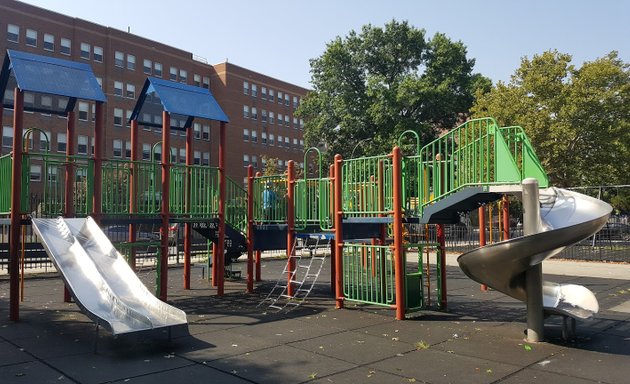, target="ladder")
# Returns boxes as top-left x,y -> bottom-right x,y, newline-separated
258,234 -> 329,312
